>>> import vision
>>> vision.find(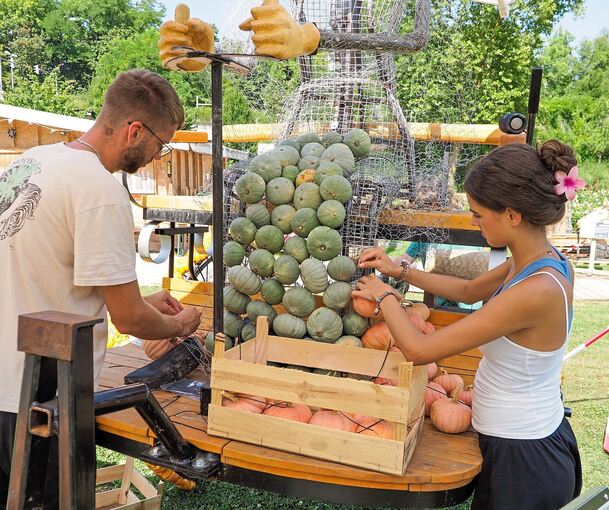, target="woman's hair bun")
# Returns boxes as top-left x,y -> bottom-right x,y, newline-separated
537,139 -> 577,174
